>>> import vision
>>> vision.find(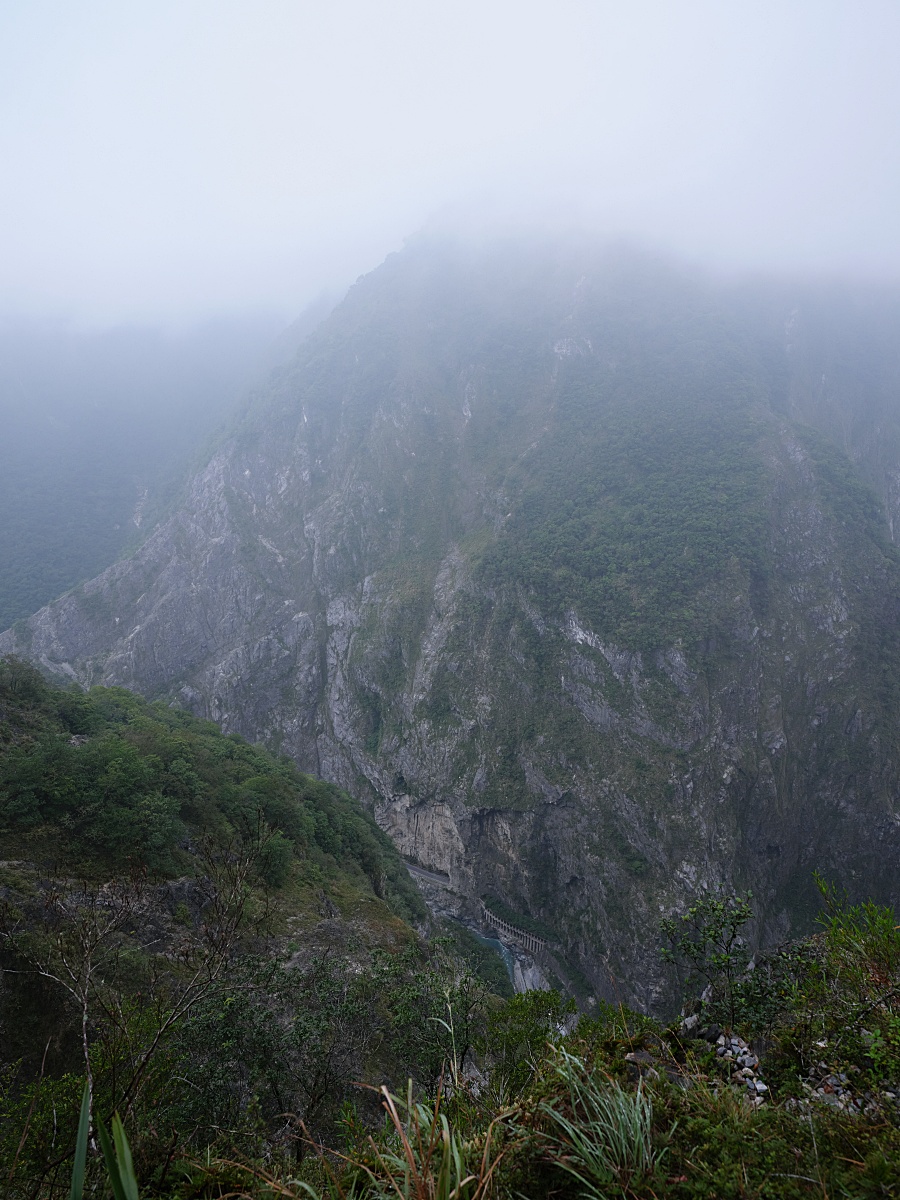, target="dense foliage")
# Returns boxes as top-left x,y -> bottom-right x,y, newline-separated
0,656 -> 422,917
4,854 -> 900,1196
